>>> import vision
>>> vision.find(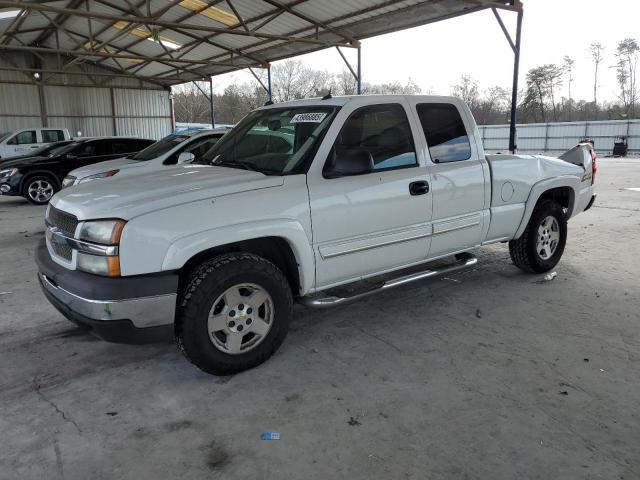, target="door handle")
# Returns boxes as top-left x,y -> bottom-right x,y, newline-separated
409,181 -> 429,195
